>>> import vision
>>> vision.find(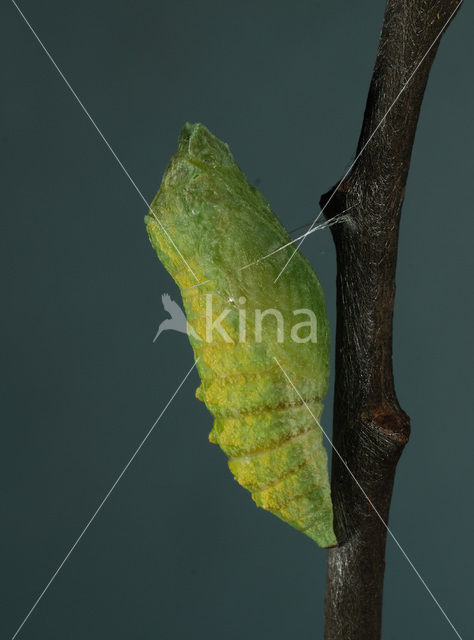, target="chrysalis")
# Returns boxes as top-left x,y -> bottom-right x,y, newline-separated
145,123 -> 336,547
